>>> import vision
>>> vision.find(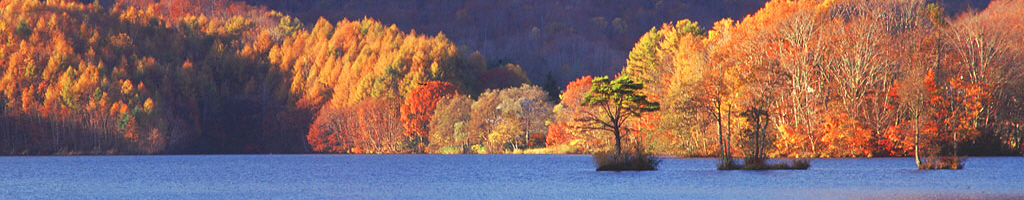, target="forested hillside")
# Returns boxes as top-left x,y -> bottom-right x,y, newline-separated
0,0 -> 496,154
0,0 -> 299,154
